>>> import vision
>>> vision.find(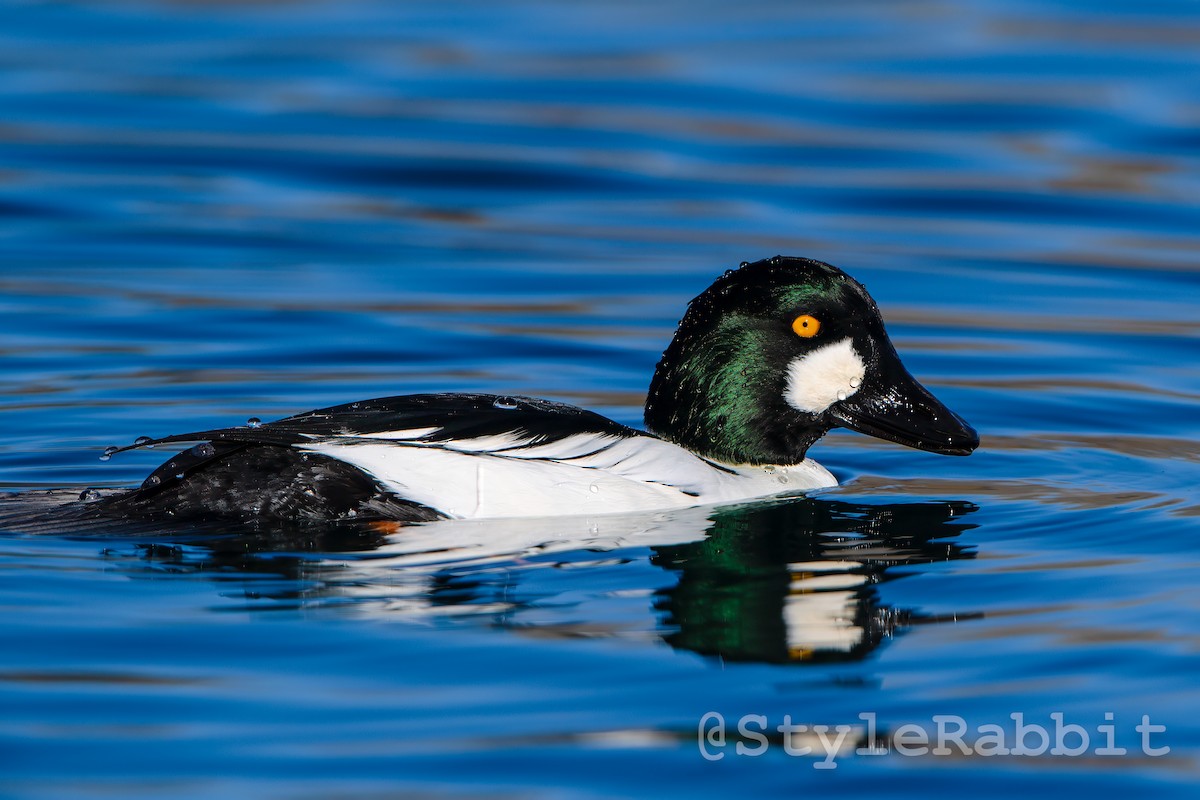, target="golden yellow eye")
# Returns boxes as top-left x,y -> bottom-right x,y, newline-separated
791,314 -> 821,338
